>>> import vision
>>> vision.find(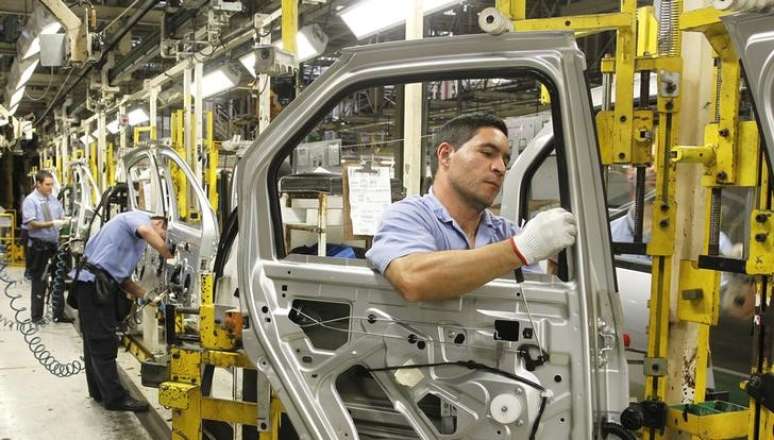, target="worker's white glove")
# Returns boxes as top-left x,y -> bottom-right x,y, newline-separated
511,207 -> 577,265
51,219 -> 67,228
